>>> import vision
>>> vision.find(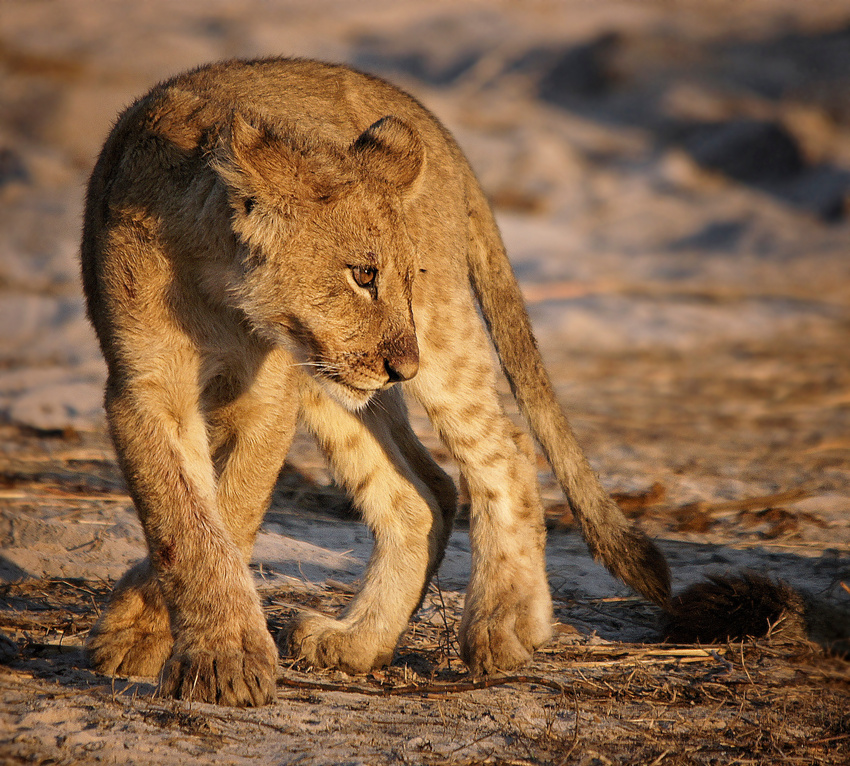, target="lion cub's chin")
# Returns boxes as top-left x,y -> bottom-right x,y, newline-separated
318,376 -> 381,412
